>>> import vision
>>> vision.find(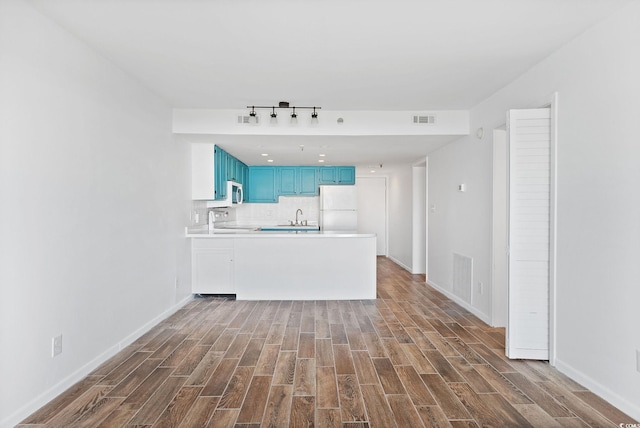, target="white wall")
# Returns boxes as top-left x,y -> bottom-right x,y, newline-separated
0,1 -> 191,425
387,165 -> 414,270
412,165 -> 427,274
427,132 -> 493,321
428,2 -> 640,419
